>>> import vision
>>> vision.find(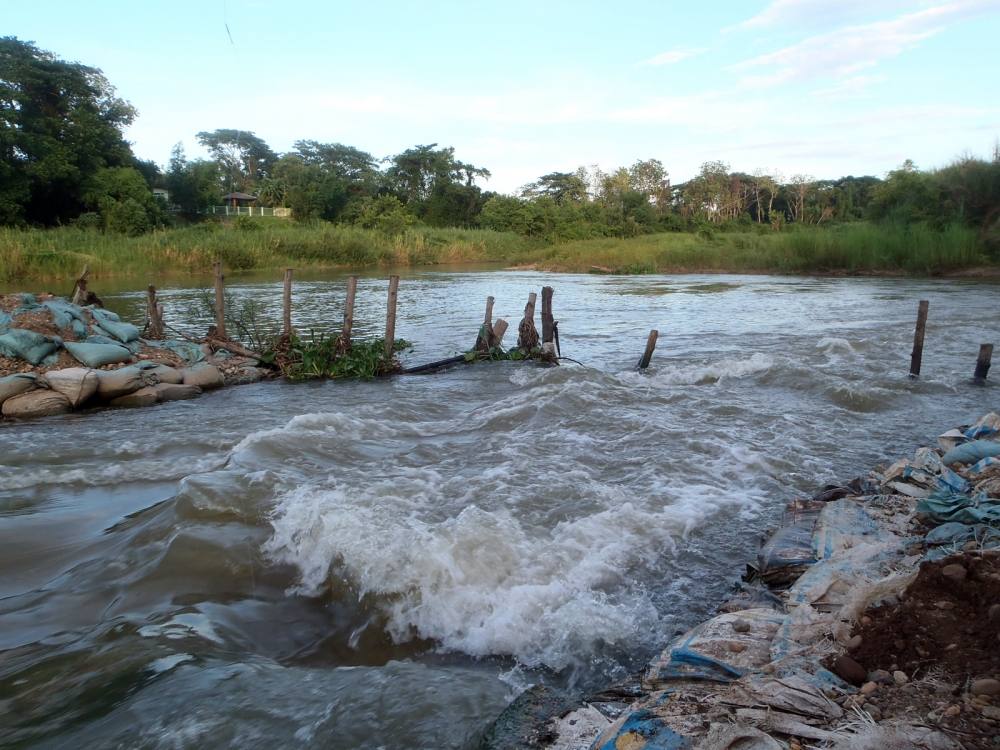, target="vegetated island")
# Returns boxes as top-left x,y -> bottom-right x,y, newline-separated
2,35 -> 999,284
